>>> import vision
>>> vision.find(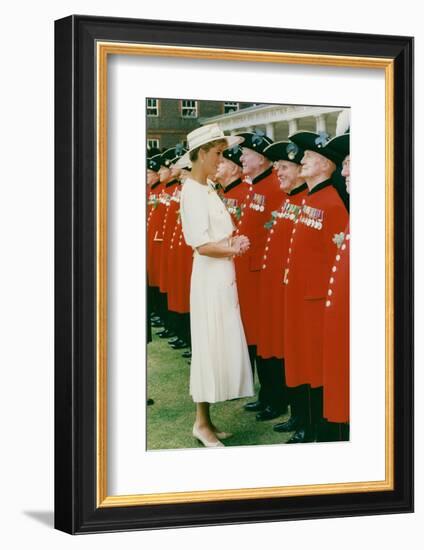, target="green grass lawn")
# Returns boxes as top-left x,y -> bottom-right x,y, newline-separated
147,329 -> 292,450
